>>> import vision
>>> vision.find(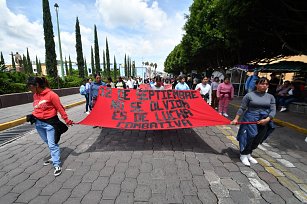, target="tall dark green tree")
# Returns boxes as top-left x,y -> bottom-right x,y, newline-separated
124,54 -> 127,77
132,61 -> 136,77
75,17 -> 84,78
105,37 -> 111,77
36,56 -> 42,75
113,55 -> 117,80
42,0 -> 57,78
84,58 -> 88,77
94,25 -> 101,73
91,46 -> 95,75
22,54 -> 27,73
0,52 -> 5,65
26,48 -> 33,74
38,60 -> 42,74
103,50 -> 106,74
11,52 -> 16,70
64,57 -> 69,76
68,55 -> 73,76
